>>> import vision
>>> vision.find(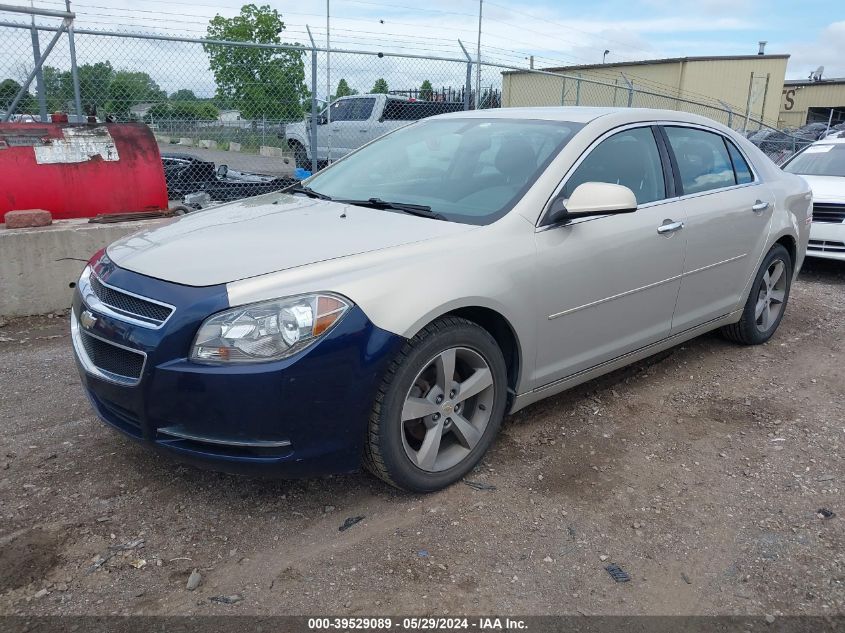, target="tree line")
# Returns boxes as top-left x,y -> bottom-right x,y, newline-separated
2,3 -> 451,122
